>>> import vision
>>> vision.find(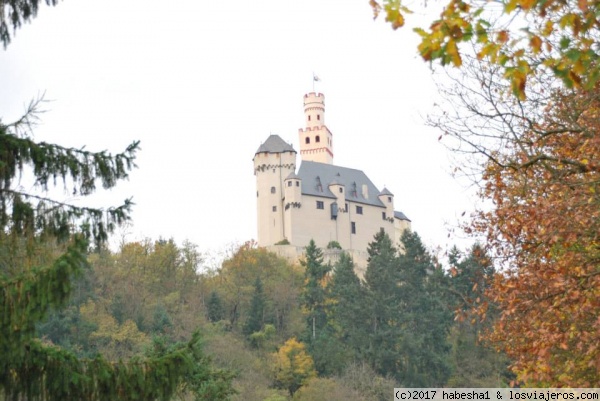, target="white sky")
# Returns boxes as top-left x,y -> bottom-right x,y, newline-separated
0,0 -> 477,259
